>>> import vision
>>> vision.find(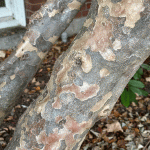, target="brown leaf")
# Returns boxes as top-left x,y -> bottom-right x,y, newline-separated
106,121 -> 123,133
7,116 -> 13,121
35,86 -> 40,91
113,110 -> 121,117
134,128 -> 140,135
29,90 -> 36,94
117,140 -> 126,148
47,68 -> 51,72
103,135 -> 109,142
